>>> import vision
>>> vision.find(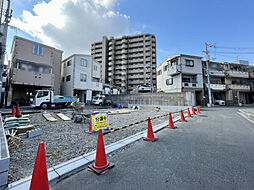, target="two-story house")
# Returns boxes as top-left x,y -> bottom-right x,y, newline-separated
157,54 -> 204,105
203,61 -> 252,105
7,36 -> 63,106
61,54 -> 103,104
